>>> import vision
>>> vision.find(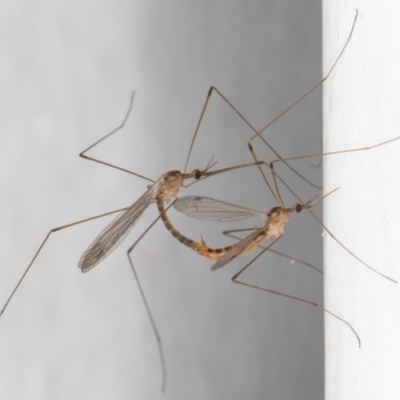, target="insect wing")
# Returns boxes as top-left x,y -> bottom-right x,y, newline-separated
174,196 -> 266,222
78,186 -> 157,272
211,227 -> 265,271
